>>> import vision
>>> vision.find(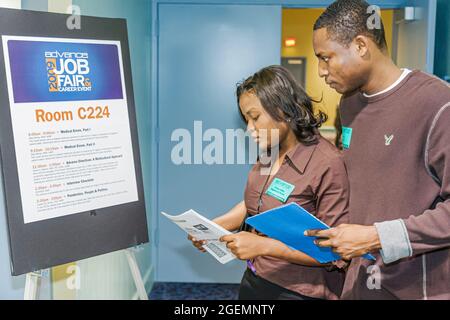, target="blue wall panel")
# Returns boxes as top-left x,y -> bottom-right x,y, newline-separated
157,3 -> 281,283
